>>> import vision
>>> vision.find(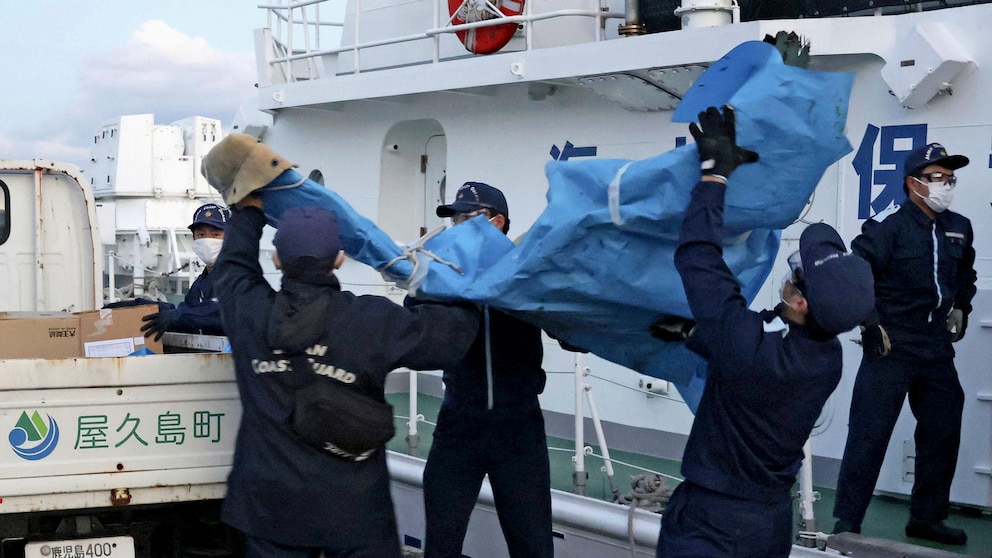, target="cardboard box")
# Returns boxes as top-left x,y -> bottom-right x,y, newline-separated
0,312 -> 81,359
76,306 -> 163,357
